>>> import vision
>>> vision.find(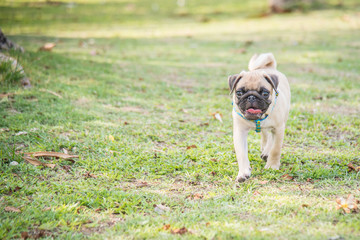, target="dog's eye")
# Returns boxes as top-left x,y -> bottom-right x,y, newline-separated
236,91 -> 243,97
262,91 -> 269,98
